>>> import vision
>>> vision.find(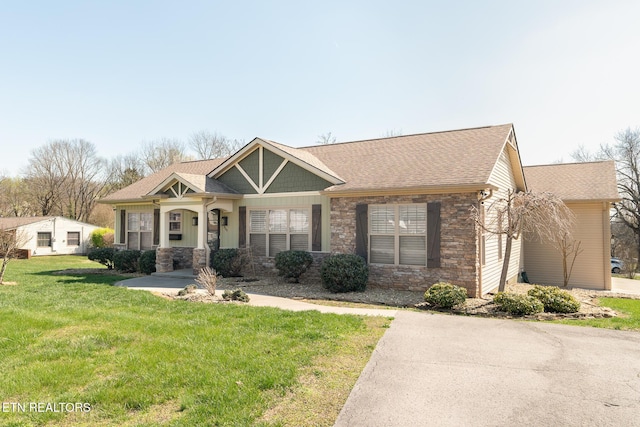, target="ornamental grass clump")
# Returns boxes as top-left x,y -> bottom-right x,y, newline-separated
493,292 -> 544,315
527,285 -> 580,313
195,267 -> 218,296
423,282 -> 468,309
